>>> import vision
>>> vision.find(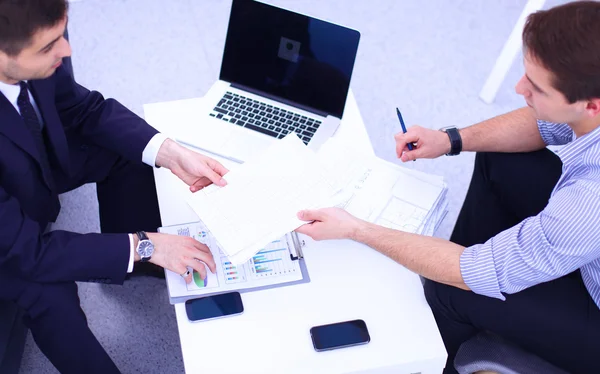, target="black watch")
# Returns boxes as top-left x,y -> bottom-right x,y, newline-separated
135,231 -> 154,262
440,126 -> 462,156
